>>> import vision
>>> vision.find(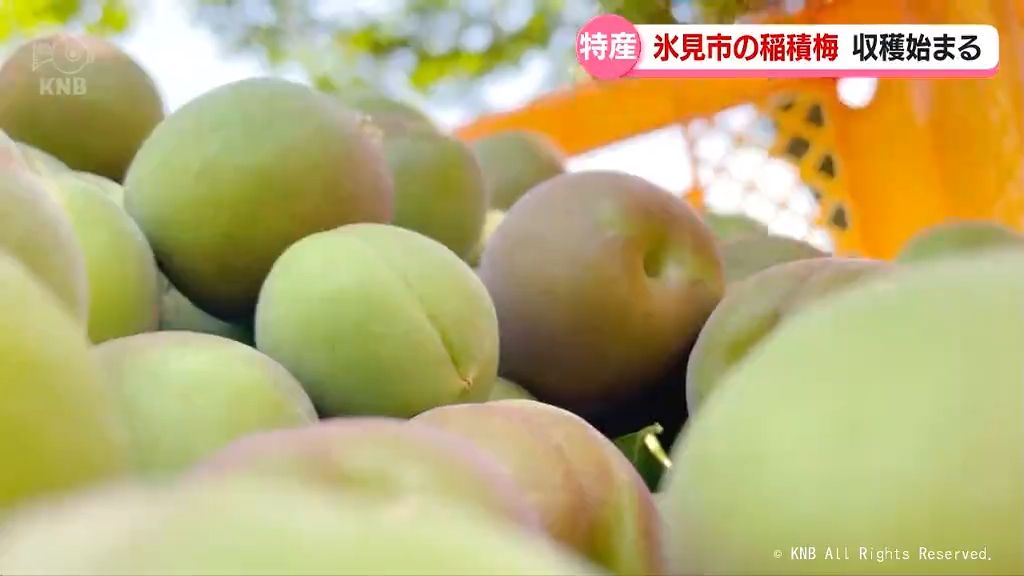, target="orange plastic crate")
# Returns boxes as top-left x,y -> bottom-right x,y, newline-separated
455,0 -> 1024,259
